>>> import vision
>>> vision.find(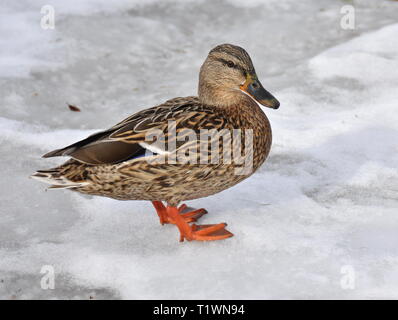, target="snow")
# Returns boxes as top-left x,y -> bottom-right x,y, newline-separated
1,0 -> 398,299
